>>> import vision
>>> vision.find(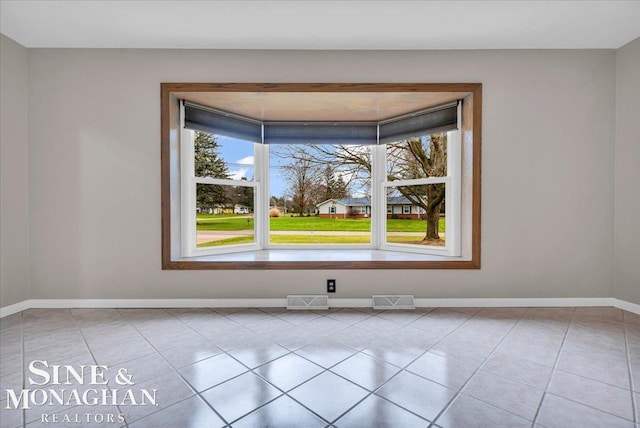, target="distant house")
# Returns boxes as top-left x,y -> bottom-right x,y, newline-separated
385,196 -> 427,219
317,197 -> 371,218
197,204 -> 231,215
234,204 -> 251,214
316,197 -> 426,219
